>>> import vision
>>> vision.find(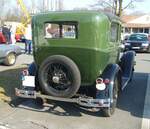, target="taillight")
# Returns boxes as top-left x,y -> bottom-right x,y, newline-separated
96,78 -> 110,91
96,78 -> 110,84
96,78 -> 103,84
22,69 -> 29,76
103,79 -> 110,84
